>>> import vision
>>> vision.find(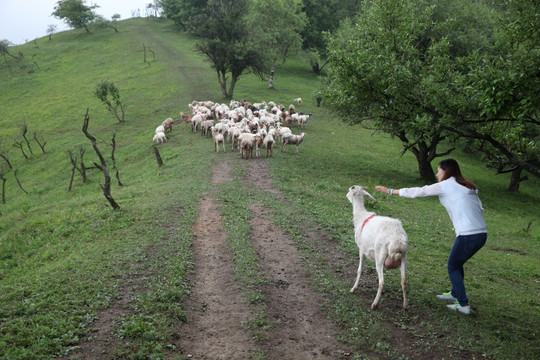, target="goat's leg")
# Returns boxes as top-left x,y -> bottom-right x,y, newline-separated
350,251 -> 364,293
401,254 -> 408,310
372,259 -> 385,309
